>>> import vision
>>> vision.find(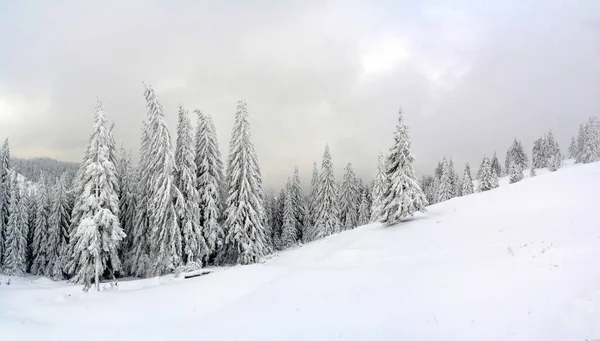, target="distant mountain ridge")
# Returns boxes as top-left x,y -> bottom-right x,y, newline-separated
11,157 -> 78,184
